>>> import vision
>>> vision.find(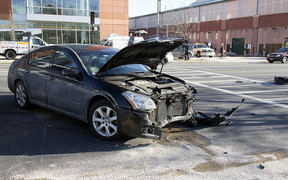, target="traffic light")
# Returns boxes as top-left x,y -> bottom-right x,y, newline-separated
90,11 -> 95,24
